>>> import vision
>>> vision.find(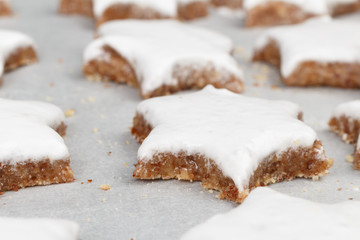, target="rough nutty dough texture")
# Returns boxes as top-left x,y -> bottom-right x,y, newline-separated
0,1 -> 11,16
83,45 -> 243,99
0,47 -> 38,85
0,123 -> 74,192
132,114 -> 333,203
245,1 -> 318,27
253,39 -> 360,88
59,0 -> 94,17
331,1 -> 360,16
211,0 -> 243,9
59,0 -> 208,26
97,2 -> 208,26
329,116 -> 360,170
